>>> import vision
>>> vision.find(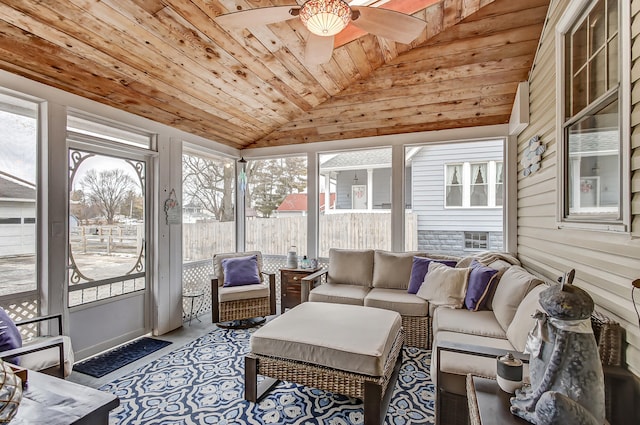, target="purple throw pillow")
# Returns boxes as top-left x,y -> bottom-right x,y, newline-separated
222,255 -> 261,287
407,257 -> 458,294
464,260 -> 499,311
0,308 -> 22,365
